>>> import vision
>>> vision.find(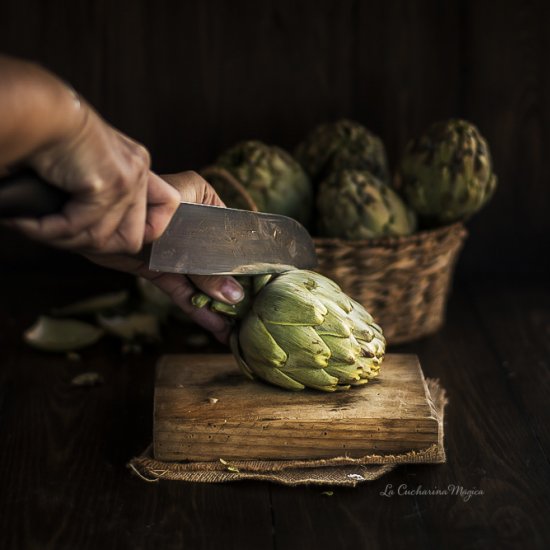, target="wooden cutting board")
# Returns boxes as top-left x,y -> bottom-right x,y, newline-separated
154,353 -> 440,462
